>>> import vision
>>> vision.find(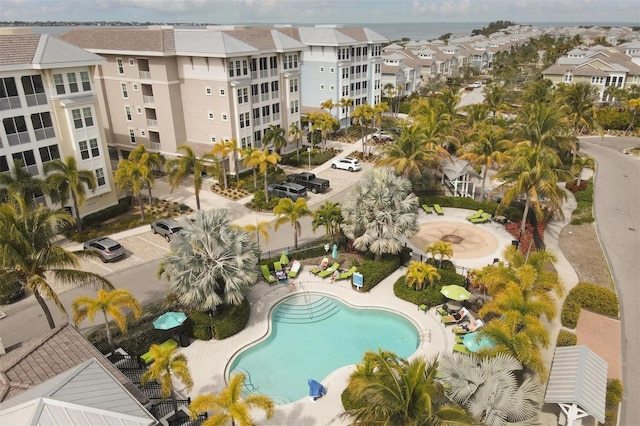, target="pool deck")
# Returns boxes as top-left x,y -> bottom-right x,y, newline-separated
173,208 -> 517,424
